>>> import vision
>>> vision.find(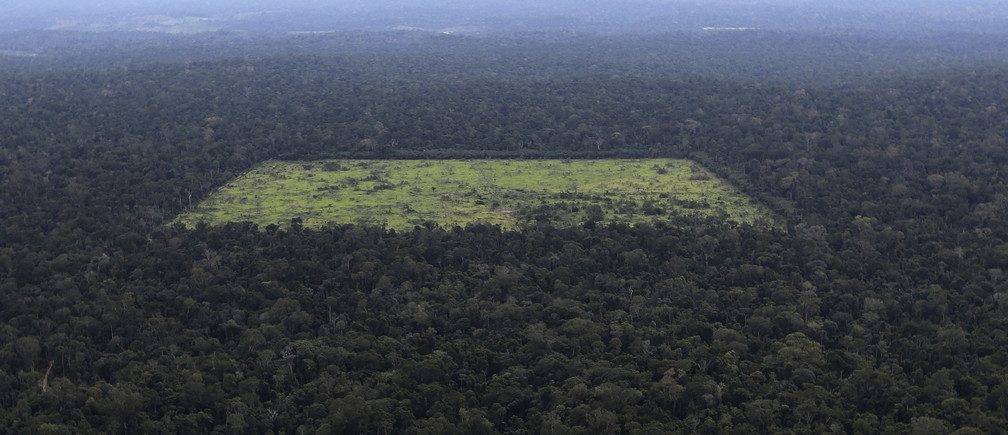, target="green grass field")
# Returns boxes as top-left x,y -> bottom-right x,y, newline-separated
173,159 -> 776,230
